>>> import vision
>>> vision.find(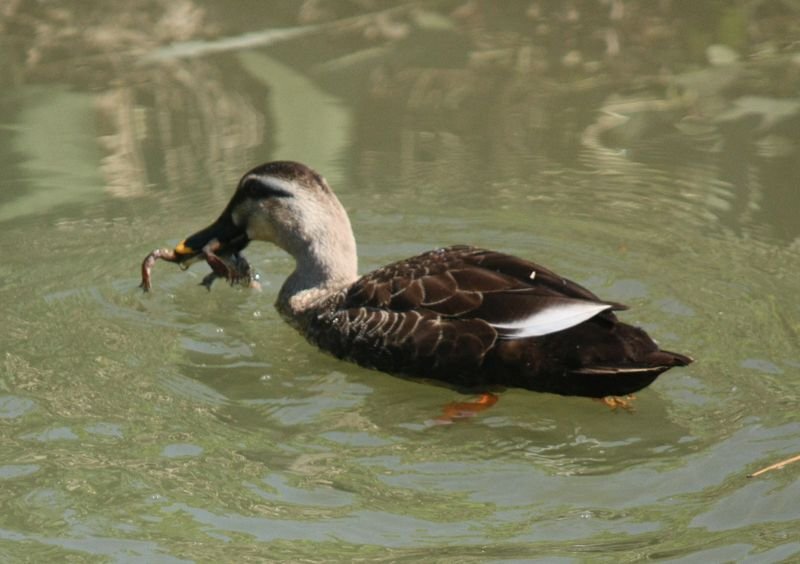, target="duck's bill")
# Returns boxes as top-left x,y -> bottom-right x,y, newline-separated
140,213 -> 251,292
173,215 -> 250,267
